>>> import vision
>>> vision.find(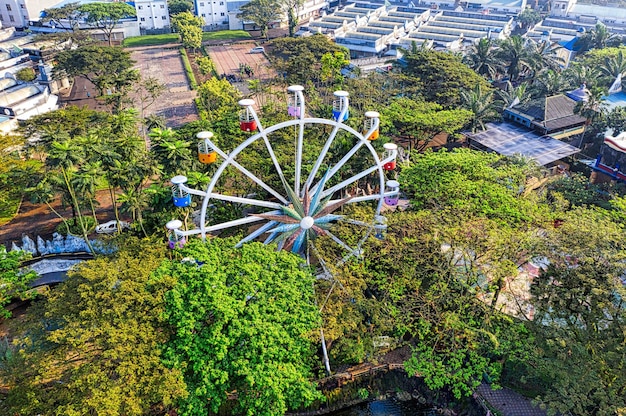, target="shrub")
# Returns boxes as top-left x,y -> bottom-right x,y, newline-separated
15,67 -> 36,82
180,48 -> 197,90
